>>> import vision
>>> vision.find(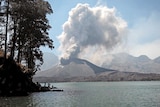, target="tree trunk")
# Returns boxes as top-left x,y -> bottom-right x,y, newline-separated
27,47 -> 34,69
4,0 -> 9,59
17,40 -> 21,63
10,20 -> 17,58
